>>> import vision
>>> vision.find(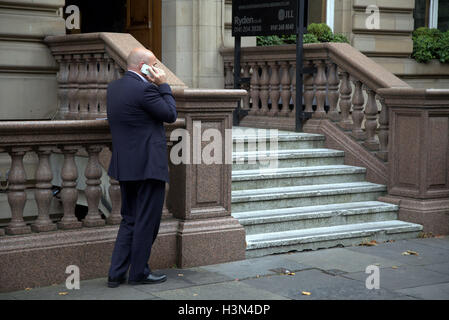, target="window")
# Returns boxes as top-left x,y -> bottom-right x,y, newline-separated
414,0 -> 449,31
